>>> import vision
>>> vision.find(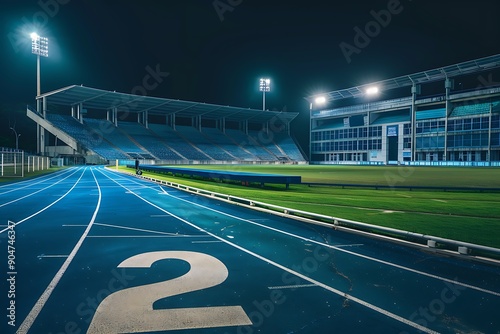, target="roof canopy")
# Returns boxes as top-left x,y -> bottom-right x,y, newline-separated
309,54 -> 500,103
38,85 -> 298,124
